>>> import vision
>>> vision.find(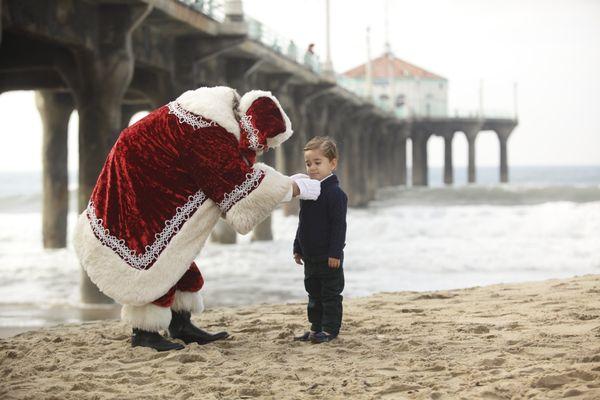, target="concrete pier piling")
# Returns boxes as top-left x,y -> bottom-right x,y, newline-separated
496,127 -> 513,183
466,133 -> 478,184
443,132 -> 454,185
35,91 -> 73,249
412,132 -> 429,187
